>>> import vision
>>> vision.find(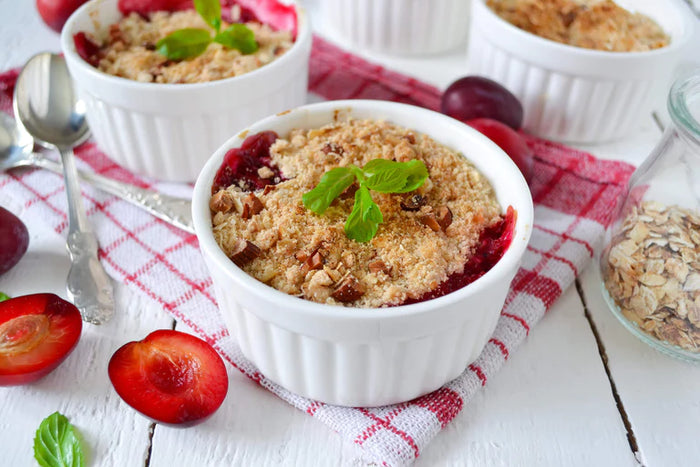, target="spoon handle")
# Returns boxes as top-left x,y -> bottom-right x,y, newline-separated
59,146 -> 115,325
30,154 -> 194,234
